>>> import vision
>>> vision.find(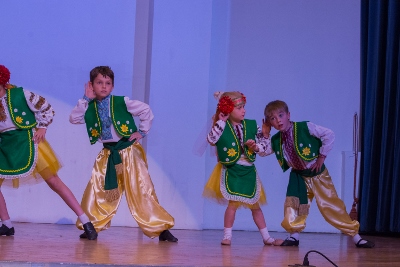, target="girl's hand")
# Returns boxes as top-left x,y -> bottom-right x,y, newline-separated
129,131 -> 143,143
84,82 -> 96,99
245,139 -> 259,152
219,112 -> 229,121
262,118 -> 271,138
310,155 -> 325,172
33,128 -> 47,144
